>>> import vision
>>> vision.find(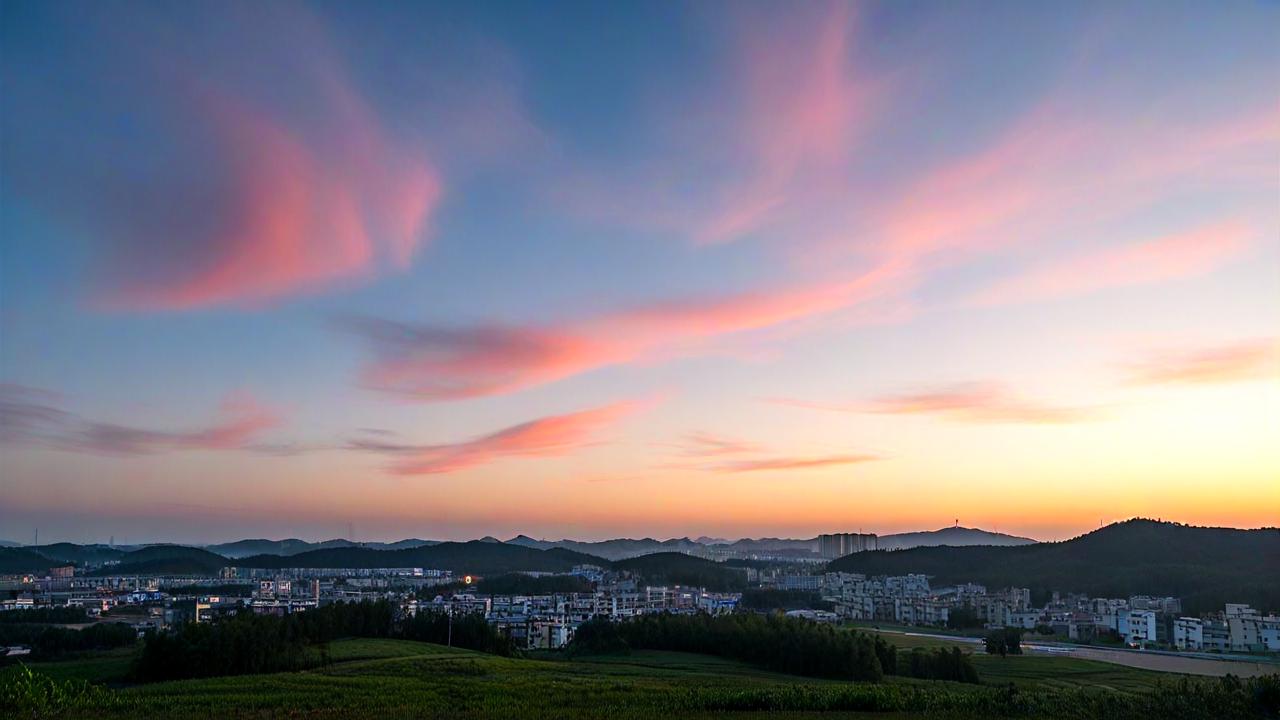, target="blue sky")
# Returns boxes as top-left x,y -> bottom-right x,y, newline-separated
2,0 -> 1277,543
